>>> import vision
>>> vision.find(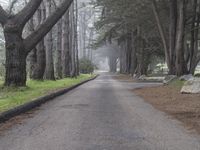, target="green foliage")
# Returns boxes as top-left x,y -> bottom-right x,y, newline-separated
79,58 -> 95,74
0,74 -> 95,113
195,73 -> 200,77
169,80 -> 185,89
